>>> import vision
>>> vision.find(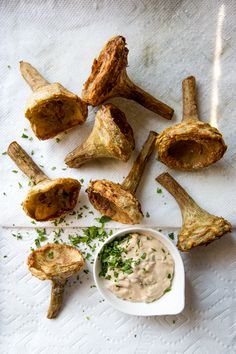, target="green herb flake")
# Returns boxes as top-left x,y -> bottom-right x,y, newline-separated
146,212 -> 150,218
156,188 -> 162,194
56,138 -> 60,143
12,170 -> 18,173
2,152 -> 7,155
141,252 -> 146,260
12,232 -> 23,240
164,287 -> 171,294
48,251 -> 54,259
167,274 -> 171,279
18,182 -> 22,189
80,178 -> 84,184
96,215 -> 111,224
51,167 -> 56,171
168,232 -> 175,240
29,137 -> 33,141
85,316 -> 90,320
21,133 -> 28,139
